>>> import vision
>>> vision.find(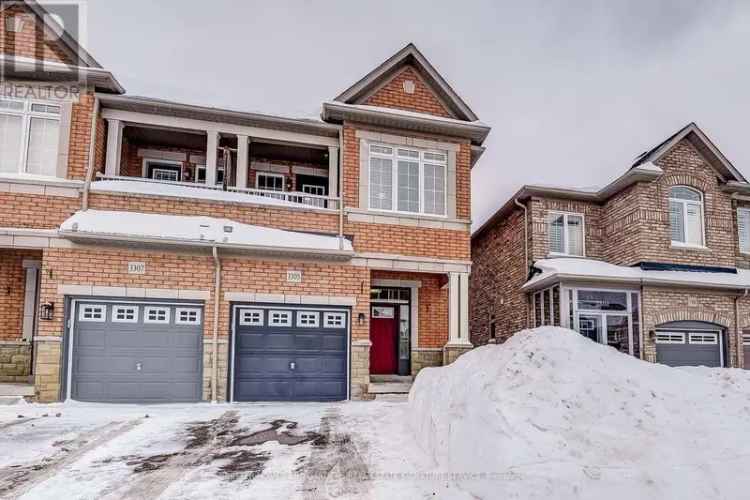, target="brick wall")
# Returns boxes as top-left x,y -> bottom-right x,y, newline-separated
0,3 -> 74,64
470,208 -> 529,345
528,197 -> 603,261
0,191 -> 80,229
371,270 -> 448,348
364,66 -> 452,119
0,249 -> 41,341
